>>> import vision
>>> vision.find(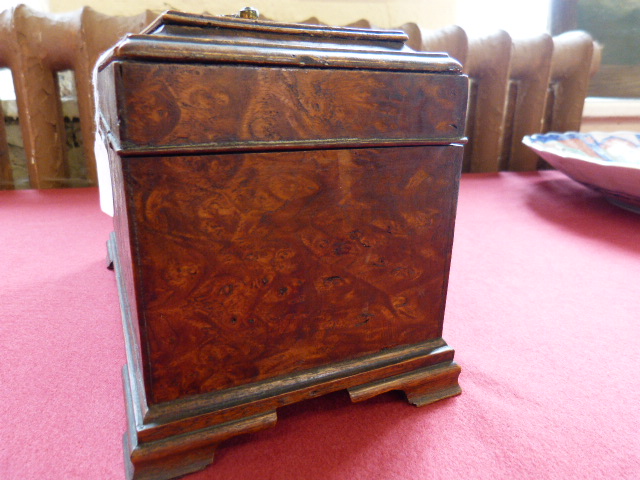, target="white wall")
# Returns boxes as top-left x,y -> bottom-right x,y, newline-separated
47,0 -> 457,30
0,0 -> 48,10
